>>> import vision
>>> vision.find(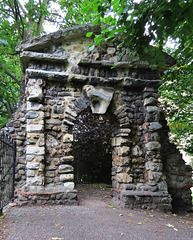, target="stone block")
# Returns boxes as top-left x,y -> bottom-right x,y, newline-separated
26,170 -> 36,177
46,119 -> 62,125
158,181 -> 168,192
26,146 -> 45,155
27,124 -> 44,132
58,164 -> 73,173
63,133 -> 73,143
26,162 -> 39,170
46,134 -> 58,147
111,137 -> 128,147
60,174 -> 74,182
149,122 -> 162,131
145,162 -> 163,172
132,145 -> 143,157
145,141 -> 161,151
27,102 -> 44,111
116,173 -> 133,183
144,97 -> 157,106
27,85 -> 43,102
146,106 -> 159,113
26,176 -> 43,185
60,156 -> 74,163
63,182 -> 74,190
25,111 -> 39,119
